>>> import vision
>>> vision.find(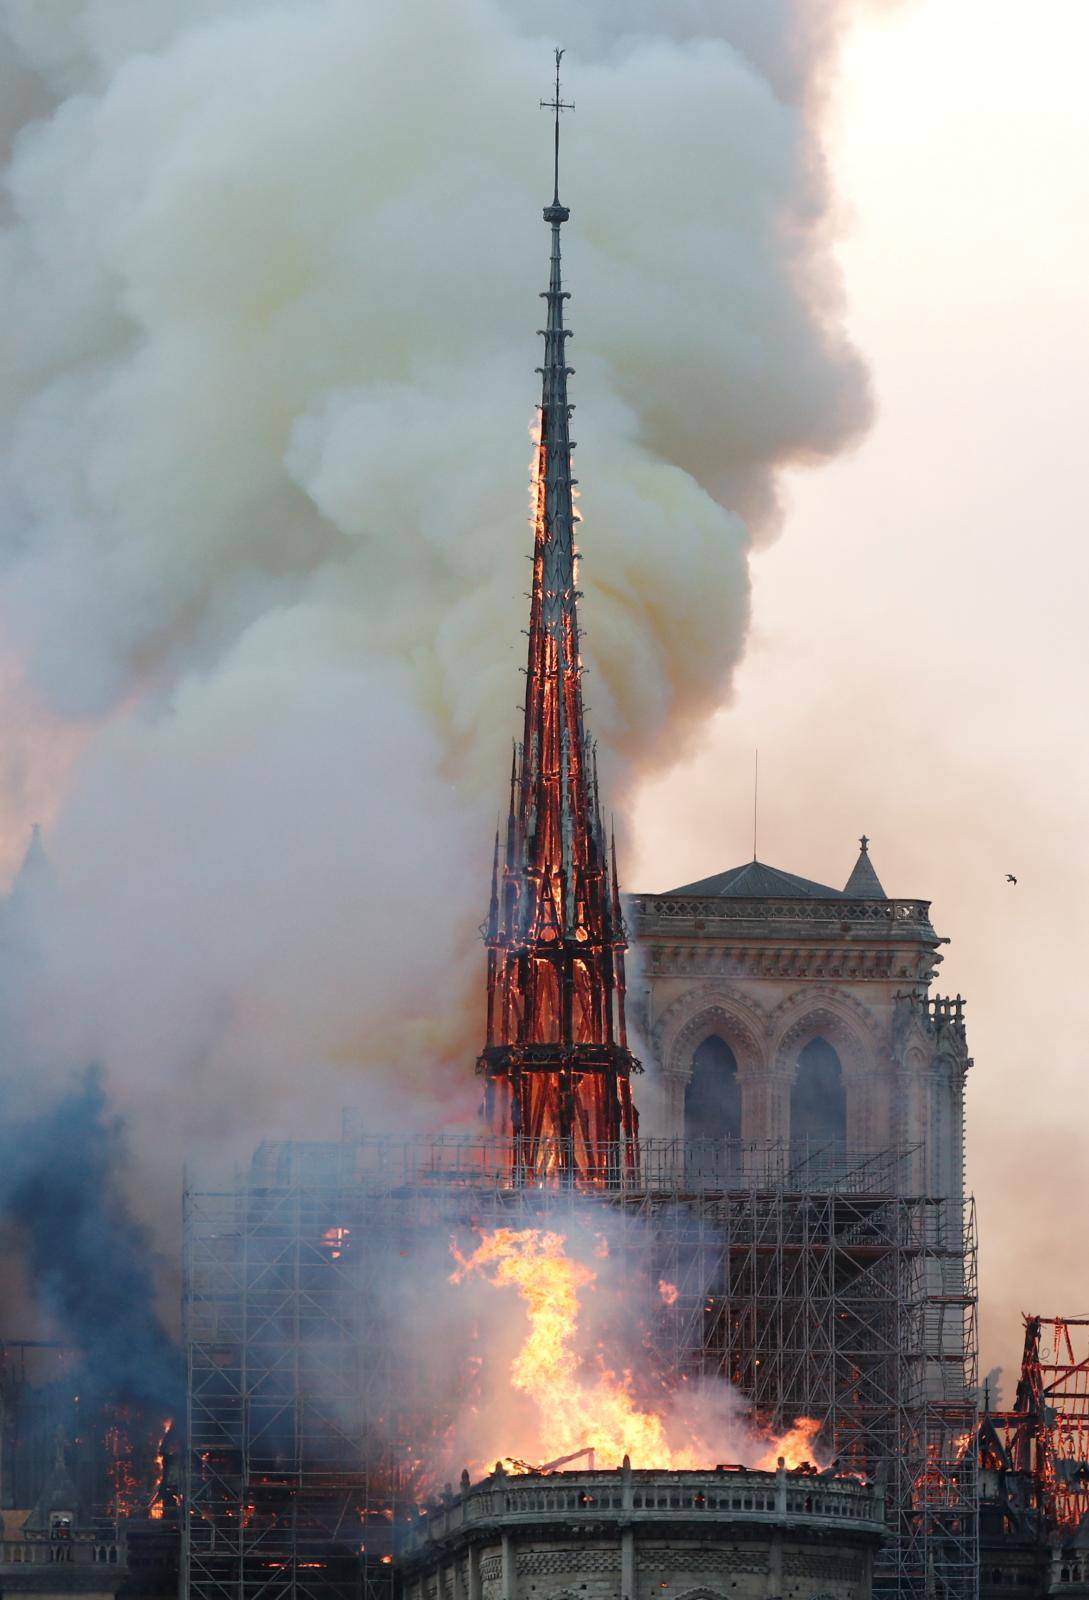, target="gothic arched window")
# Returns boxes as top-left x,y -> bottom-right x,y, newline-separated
685,1034 -> 741,1144
790,1036 -> 846,1155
